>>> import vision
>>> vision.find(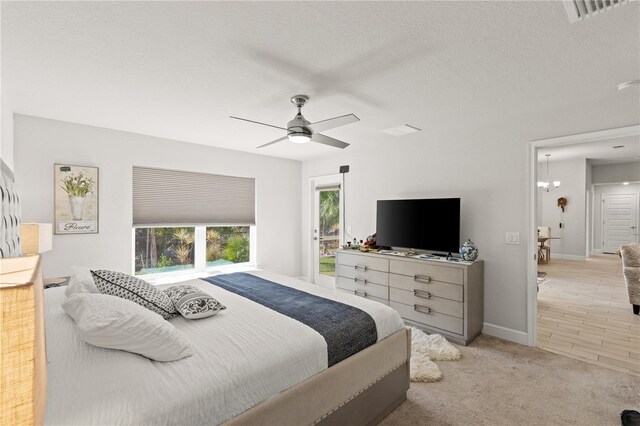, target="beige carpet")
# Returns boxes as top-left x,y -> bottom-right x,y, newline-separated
381,334 -> 640,425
